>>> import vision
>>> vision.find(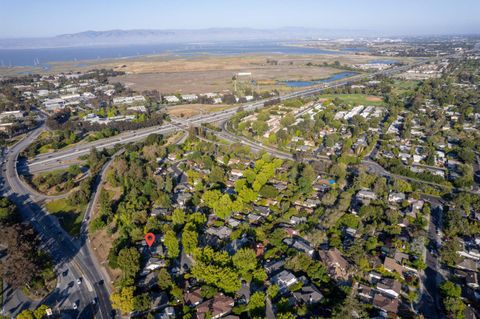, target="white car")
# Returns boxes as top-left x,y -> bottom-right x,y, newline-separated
76,278 -> 82,285
73,302 -> 78,310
